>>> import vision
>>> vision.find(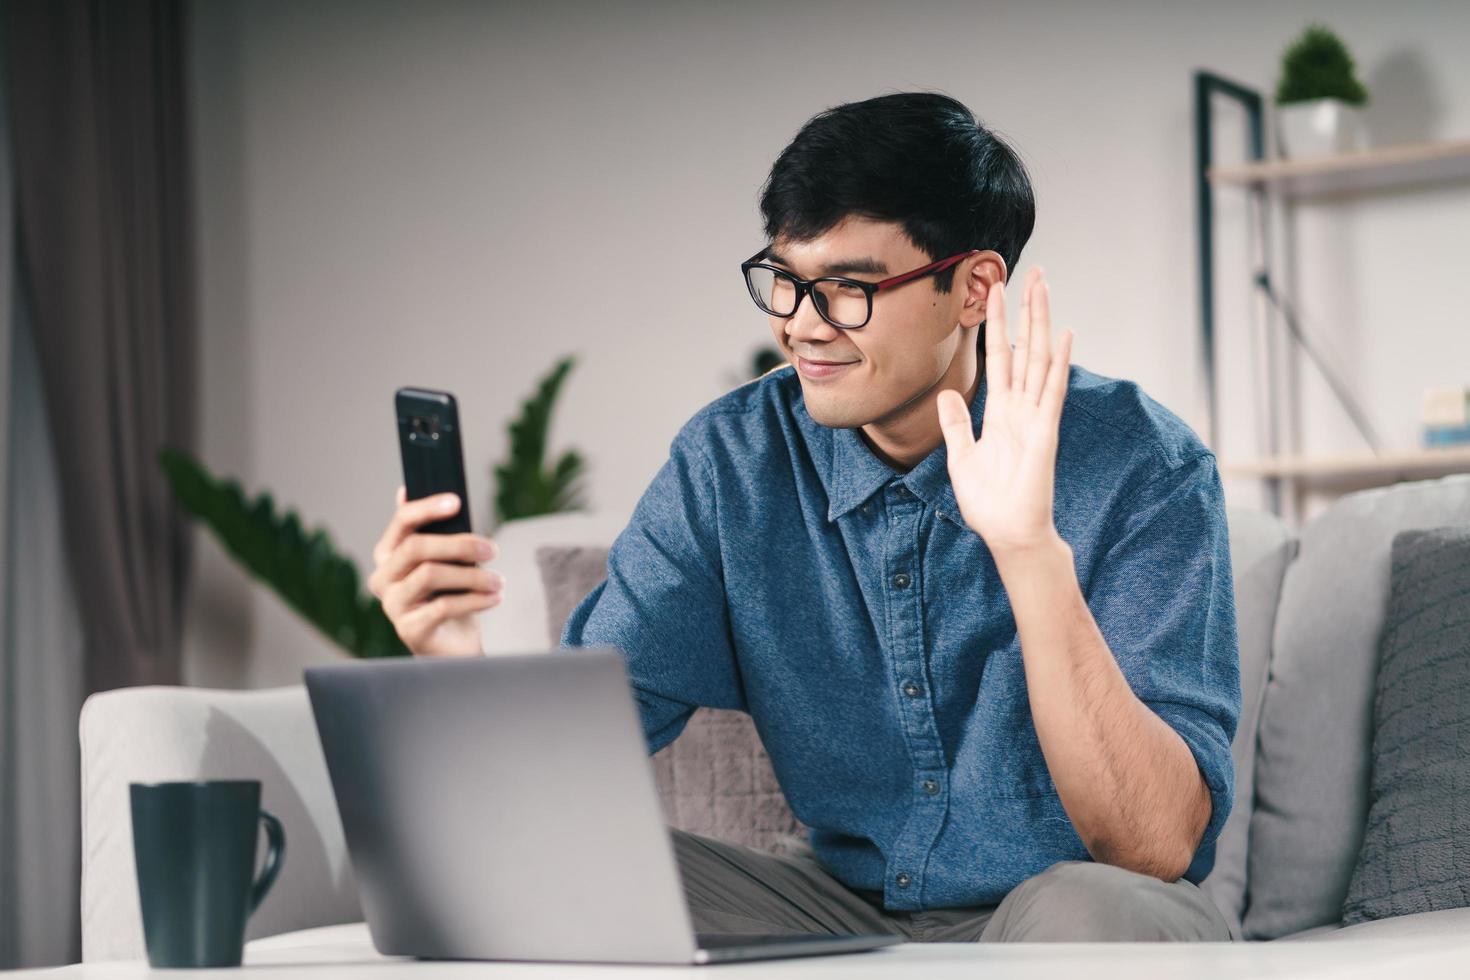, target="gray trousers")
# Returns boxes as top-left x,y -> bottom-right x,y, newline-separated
672,828 -> 1239,942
